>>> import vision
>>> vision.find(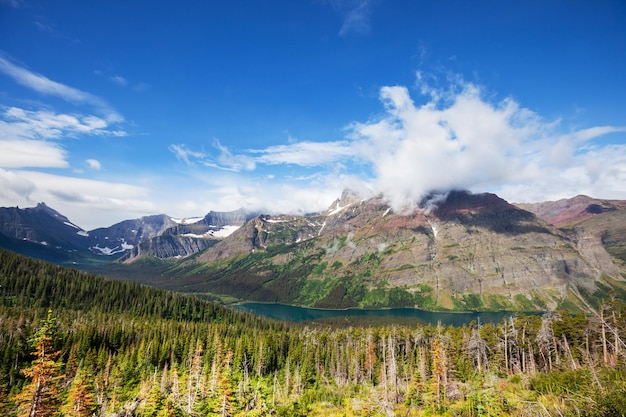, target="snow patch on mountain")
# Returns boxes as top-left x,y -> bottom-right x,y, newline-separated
210,225 -> 240,238
327,203 -> 350,216
182,225 -> 241,239
91,239 -> 134,255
